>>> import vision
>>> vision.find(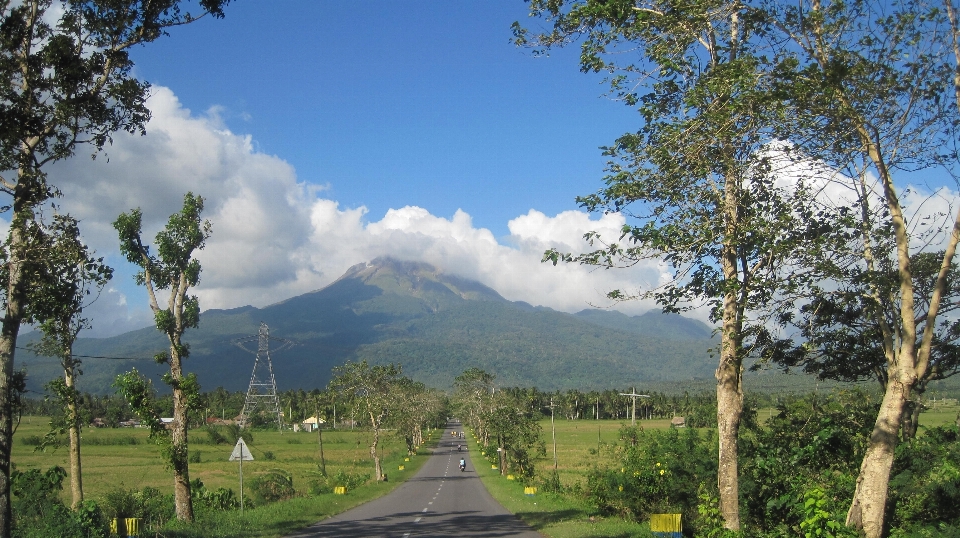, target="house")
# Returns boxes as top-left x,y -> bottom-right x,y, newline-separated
302,416 -> 325,432
670,417 -> 686,428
